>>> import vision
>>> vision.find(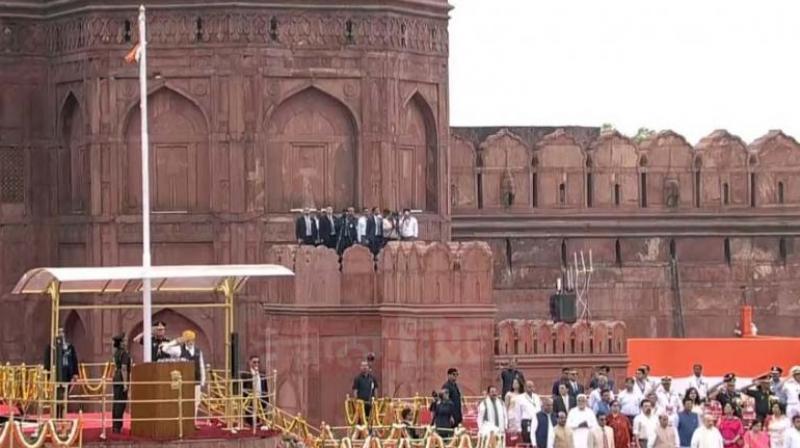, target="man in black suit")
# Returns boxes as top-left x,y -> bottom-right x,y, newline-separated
536,398 -> 557,448
500,357 -> 526,396
295,208 -> 317,245
552,367 -> 571,395
566,369 -> 584,397
442,368 -> 463,427
241,355 -> 269,428
364,207 -> 384,256
317,206 -> 338,249
336,207 -> 358,255
553,383 -> 576,415
44,327 -> 79,418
